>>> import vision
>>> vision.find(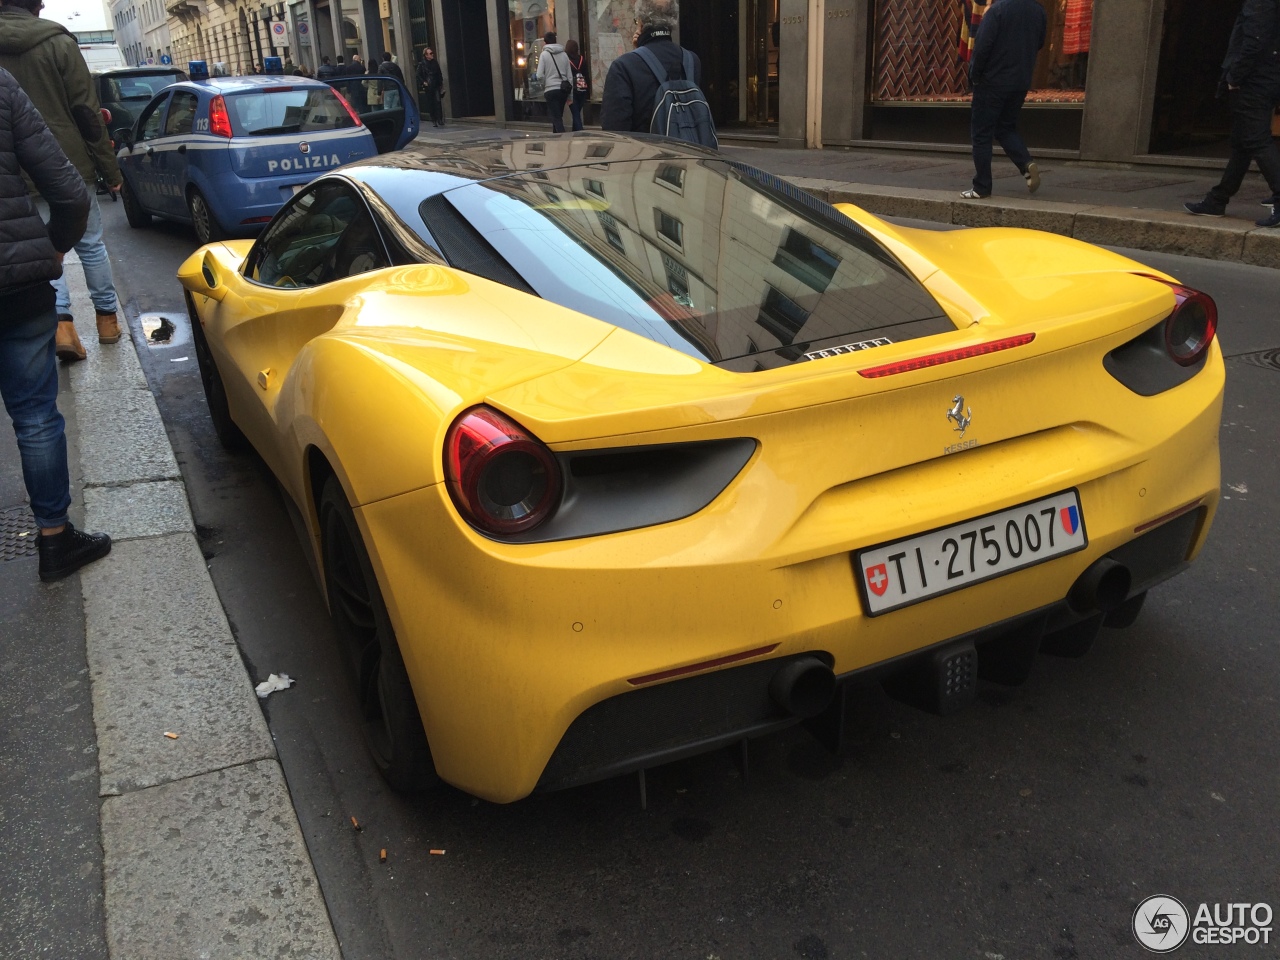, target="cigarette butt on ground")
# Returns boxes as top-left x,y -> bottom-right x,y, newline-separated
163,732 -> 179,739
350,816 -> 362,831
379,848 -> 387,863
429,849 -> 446,856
